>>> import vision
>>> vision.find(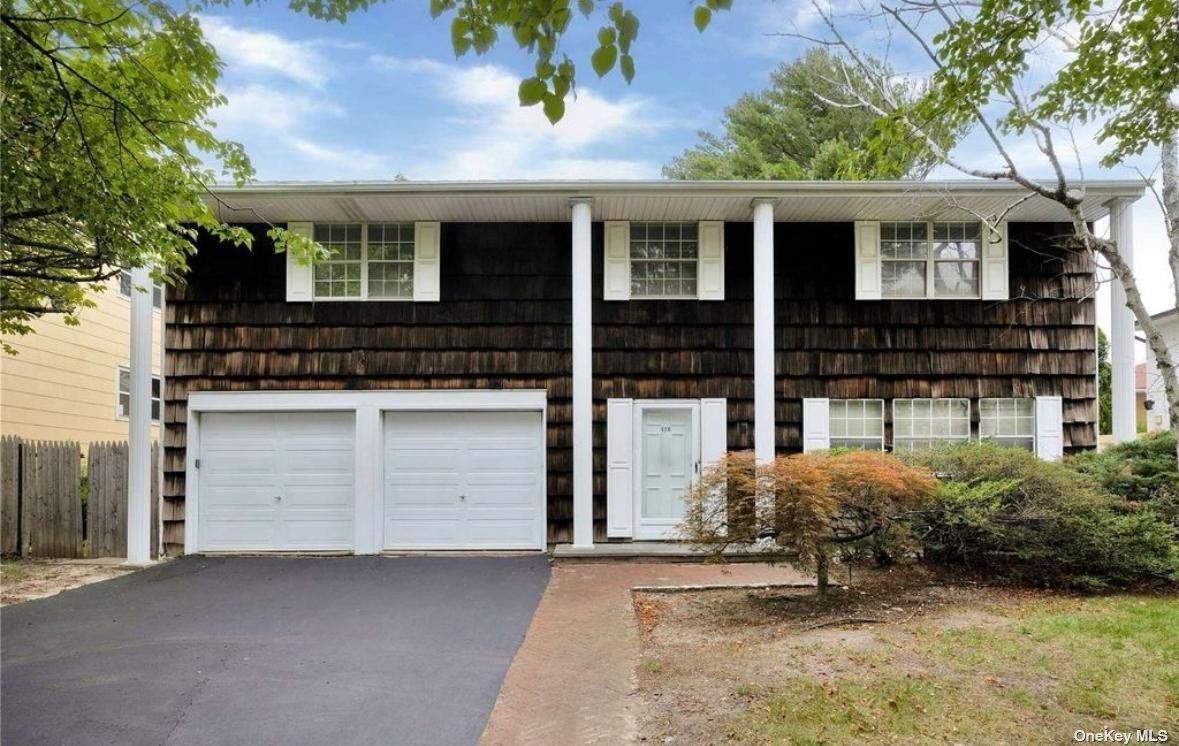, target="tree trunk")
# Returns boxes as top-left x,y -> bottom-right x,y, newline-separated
816,548 -> 830,596
1152,136 -> 1179,459
1076,209 -> 1179,461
